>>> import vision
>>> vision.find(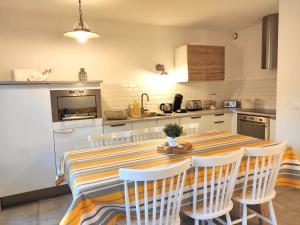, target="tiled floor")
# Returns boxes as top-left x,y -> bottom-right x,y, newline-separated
0,187 -> 299,225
